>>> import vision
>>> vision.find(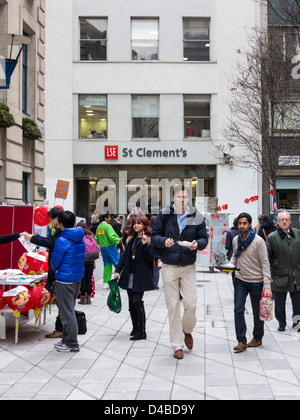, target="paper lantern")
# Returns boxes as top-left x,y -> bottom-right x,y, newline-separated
0,289 -> 6,310
34,205 -> 50,226
29,285 -> 51,309
37,252 -> 49,273
5,288 -> 32,313
18,253 -> 44,275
